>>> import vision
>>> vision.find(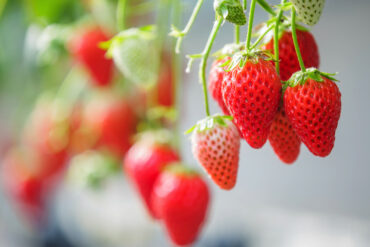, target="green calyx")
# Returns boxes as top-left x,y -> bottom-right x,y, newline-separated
185,114 -> 233,134
214,0 -> 246,25
164,163 -> 199,178
224,48 -> 274,71
286,68 -> 338,87
135,129 -> 176,149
